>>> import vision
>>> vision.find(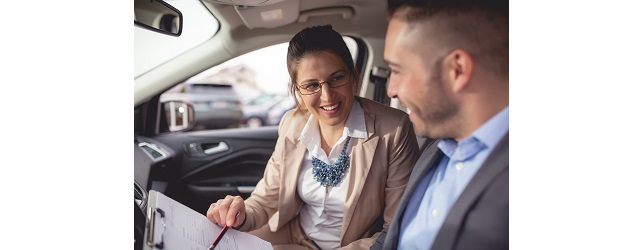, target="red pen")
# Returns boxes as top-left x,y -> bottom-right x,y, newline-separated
208,211 -> 240,250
